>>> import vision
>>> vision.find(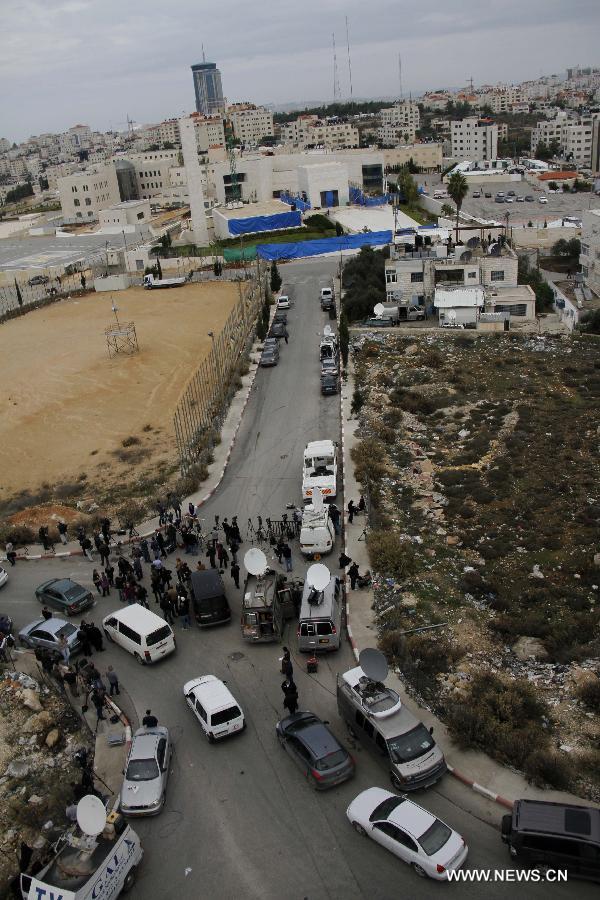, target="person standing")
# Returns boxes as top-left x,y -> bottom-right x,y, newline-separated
282,678 -> 299,715
156,530 -> 167,558
348,561 -> 360,591
280,647 -> 293,679
136,583 -> 149,609
106,666 -> 120,696
230,561 -> 240,589
5,541 -> 16,566
57,521 -> 68,545
100,572 -> 110,597
104,562 -> 114,586
91,686 -> 105,721
58,634 -> 70,664
275,539 -> 284,565
206,543 -> 216,569
329,504 -> 340,535
216,542 -> 229,569
88,623 -> 105,652
358,495 -> 366,514
160,593 -> 174,625
142,709 -> 158,727
92,569 -> 102,594
80,273 -> 86,291
41,605 -> 53,621
78,622 -> 92,657
178,593 -> 191,630
139,538 -> 151,563
114,573 -> 124,603
82,536 -> 93,561
281,542 -> 292,573
132,555 -> 143,581
347,500 -> 356,524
